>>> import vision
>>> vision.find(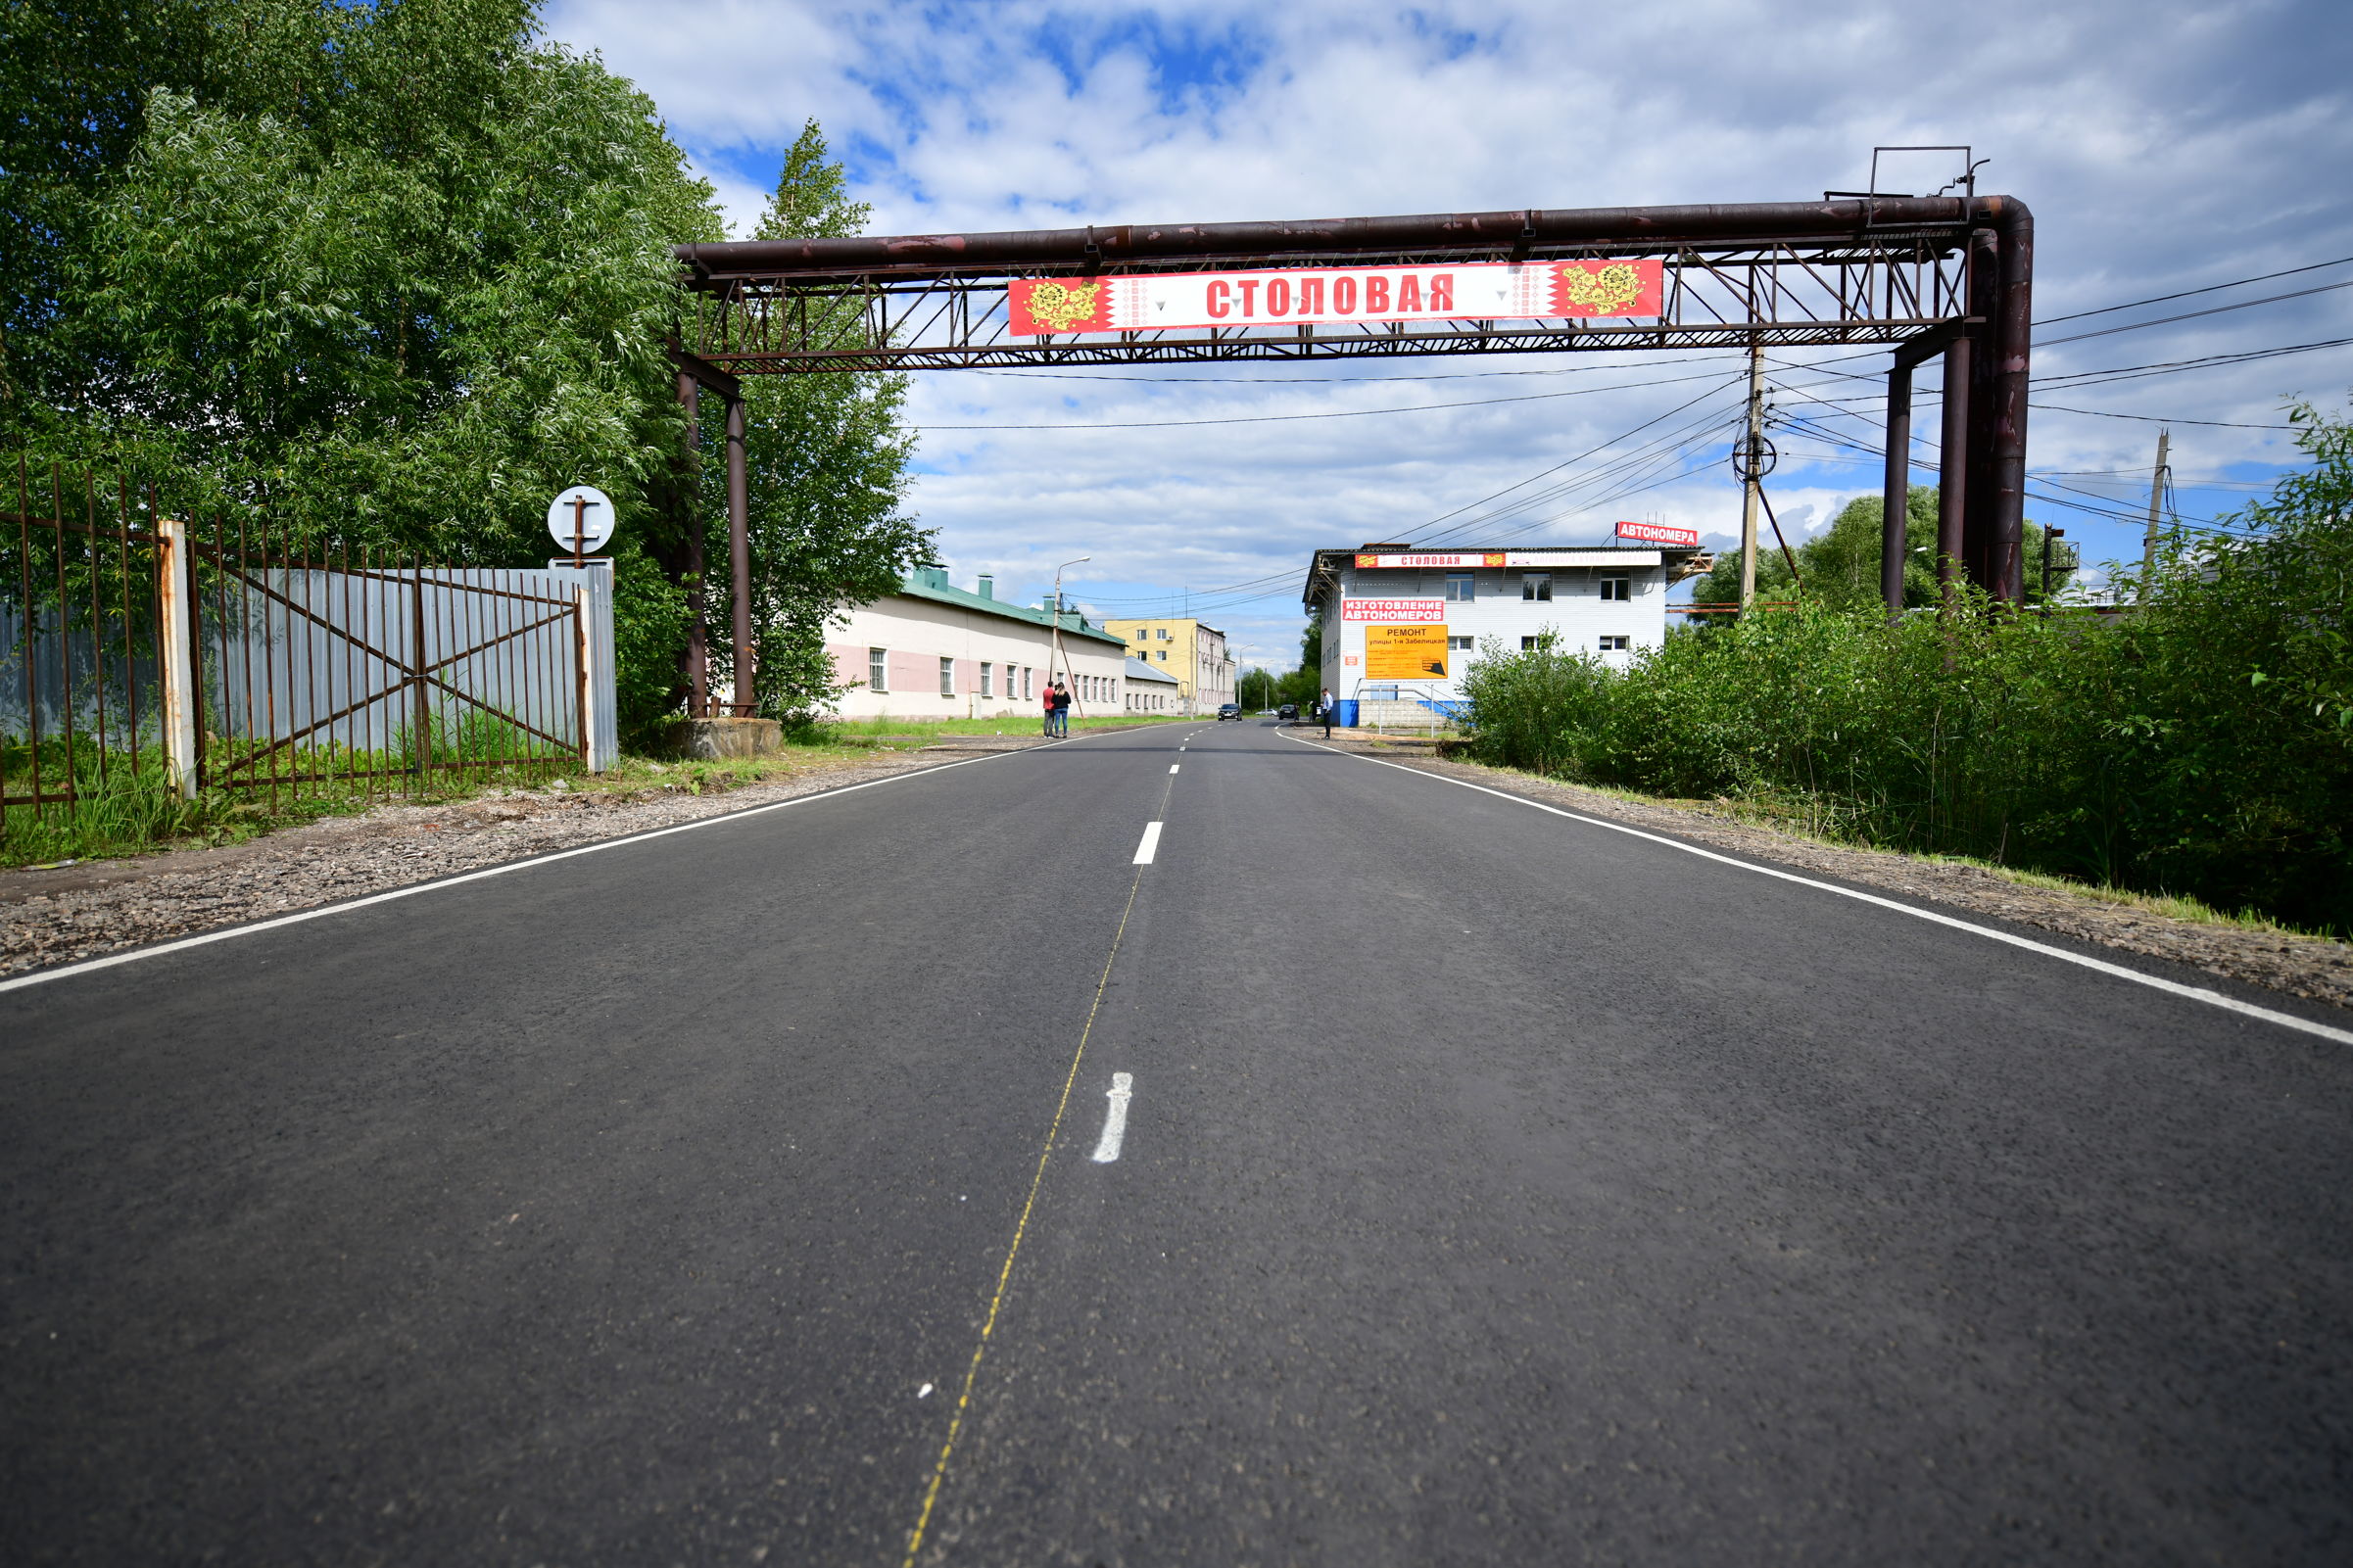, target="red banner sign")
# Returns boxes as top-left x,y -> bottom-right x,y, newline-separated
1615,520 -> 1701,547
1340,597 -> 1447,622
1009,260 -> 1663,337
